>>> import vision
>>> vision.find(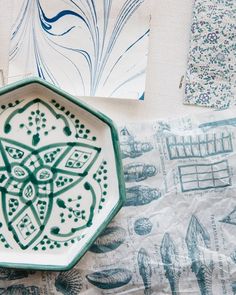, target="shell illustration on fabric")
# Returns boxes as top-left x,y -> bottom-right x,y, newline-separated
86,268 -> 132,289
220,207 -> 236,226
230,250 -> 236,264
0,284 -> 40,295
134,218 -> 153,236
0,95 -> 110,253
137,248 -> 153,295
55,269 -> 83,295
124,163 -> 157,182
125,185 -> 161,206
89,226 -> 126,253
232,281 -> 236,295
0,268 -> 35,280
160,233 -> 181,295
119,127 -> 153,159
186,215 -> 214,295
9,0 -> 150,99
